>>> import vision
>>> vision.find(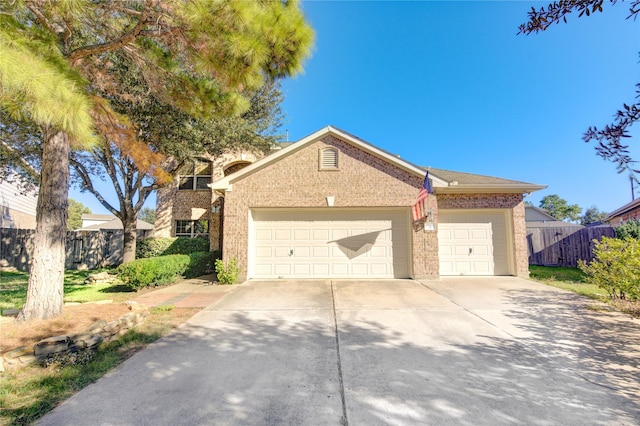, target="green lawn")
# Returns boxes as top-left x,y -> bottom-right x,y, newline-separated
529,265 -> 610,301
0,269 -> 133,313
